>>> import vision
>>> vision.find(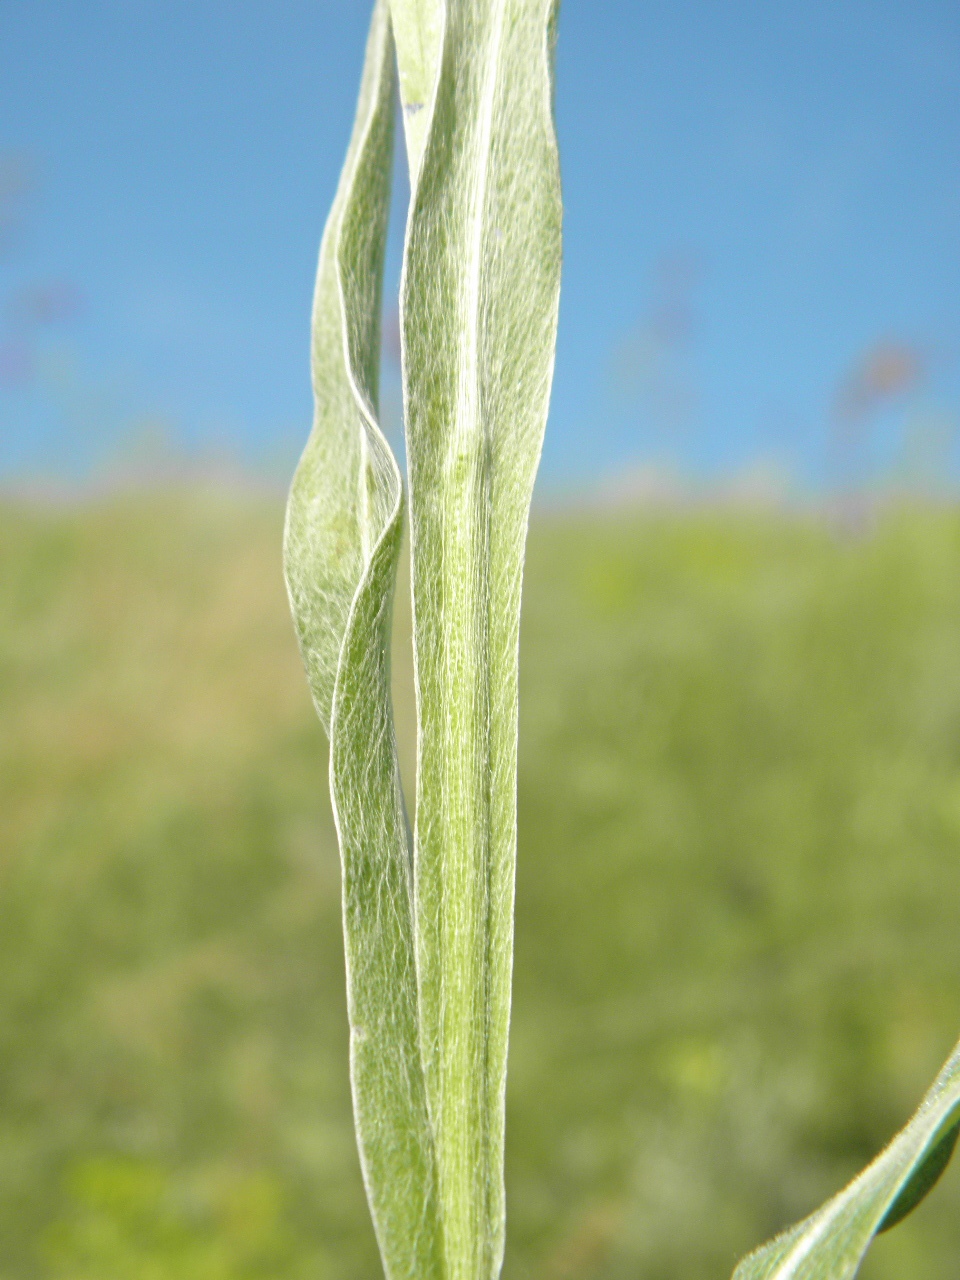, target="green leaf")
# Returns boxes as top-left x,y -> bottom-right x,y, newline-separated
733,1034 -> 960,1280
390,0 -> 444,176
282,5 -> 442,1279
394,2 -> 562,1278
